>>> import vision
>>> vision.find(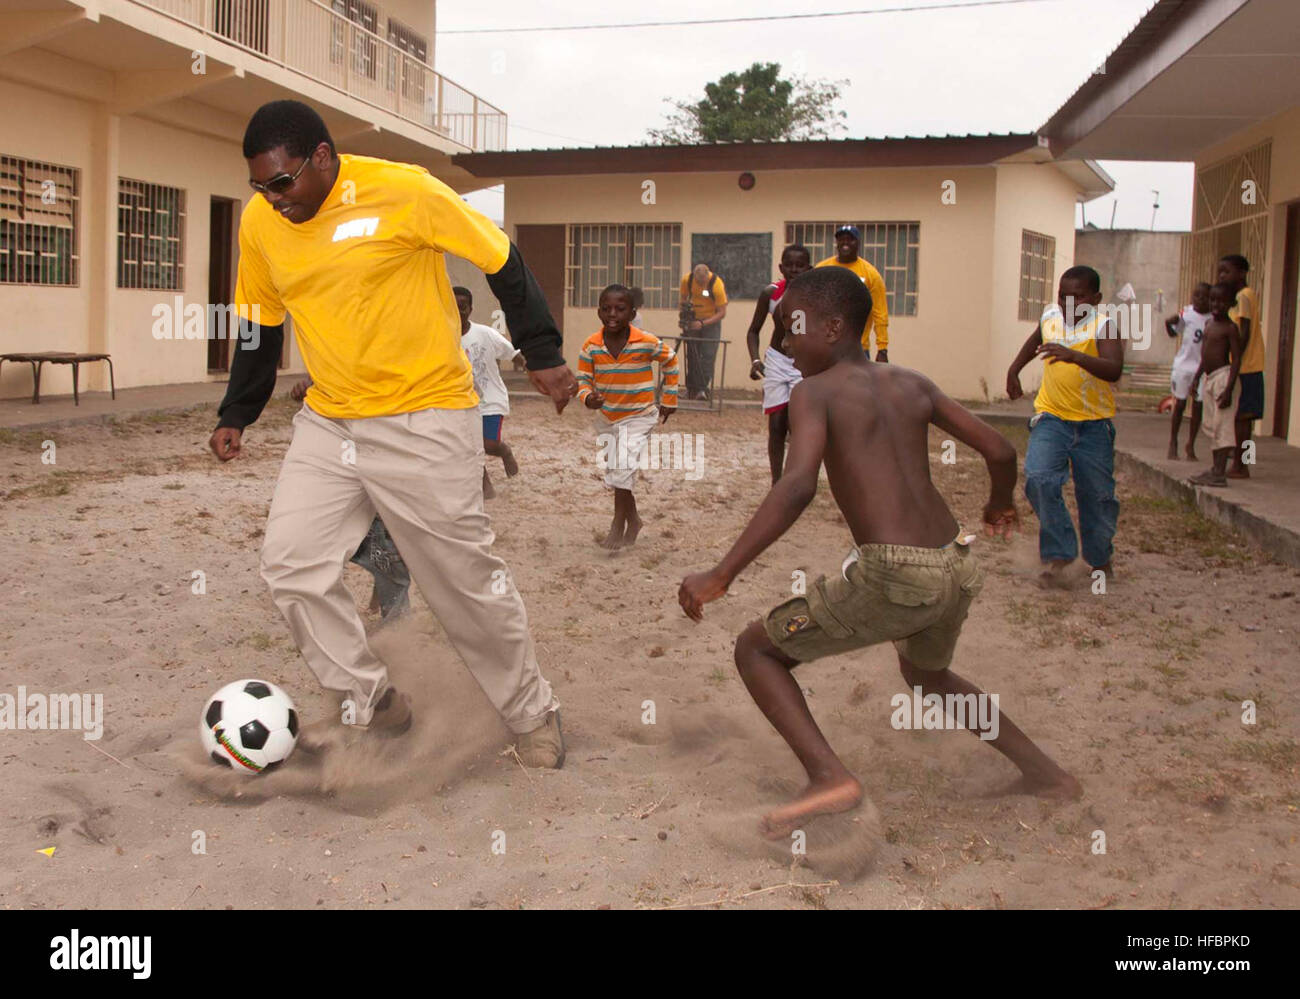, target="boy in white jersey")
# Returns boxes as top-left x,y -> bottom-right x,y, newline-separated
1164,282 -> 1211,461
745,244 -> 813,484
455,286 -> 523,498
